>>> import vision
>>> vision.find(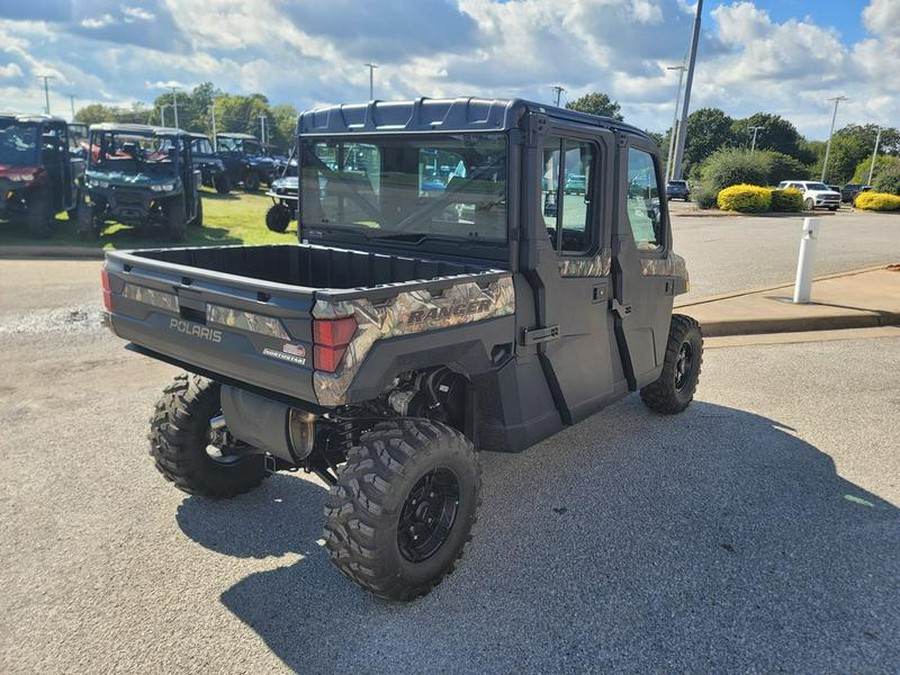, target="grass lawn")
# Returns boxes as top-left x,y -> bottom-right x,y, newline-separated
0,188 -> 298,249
